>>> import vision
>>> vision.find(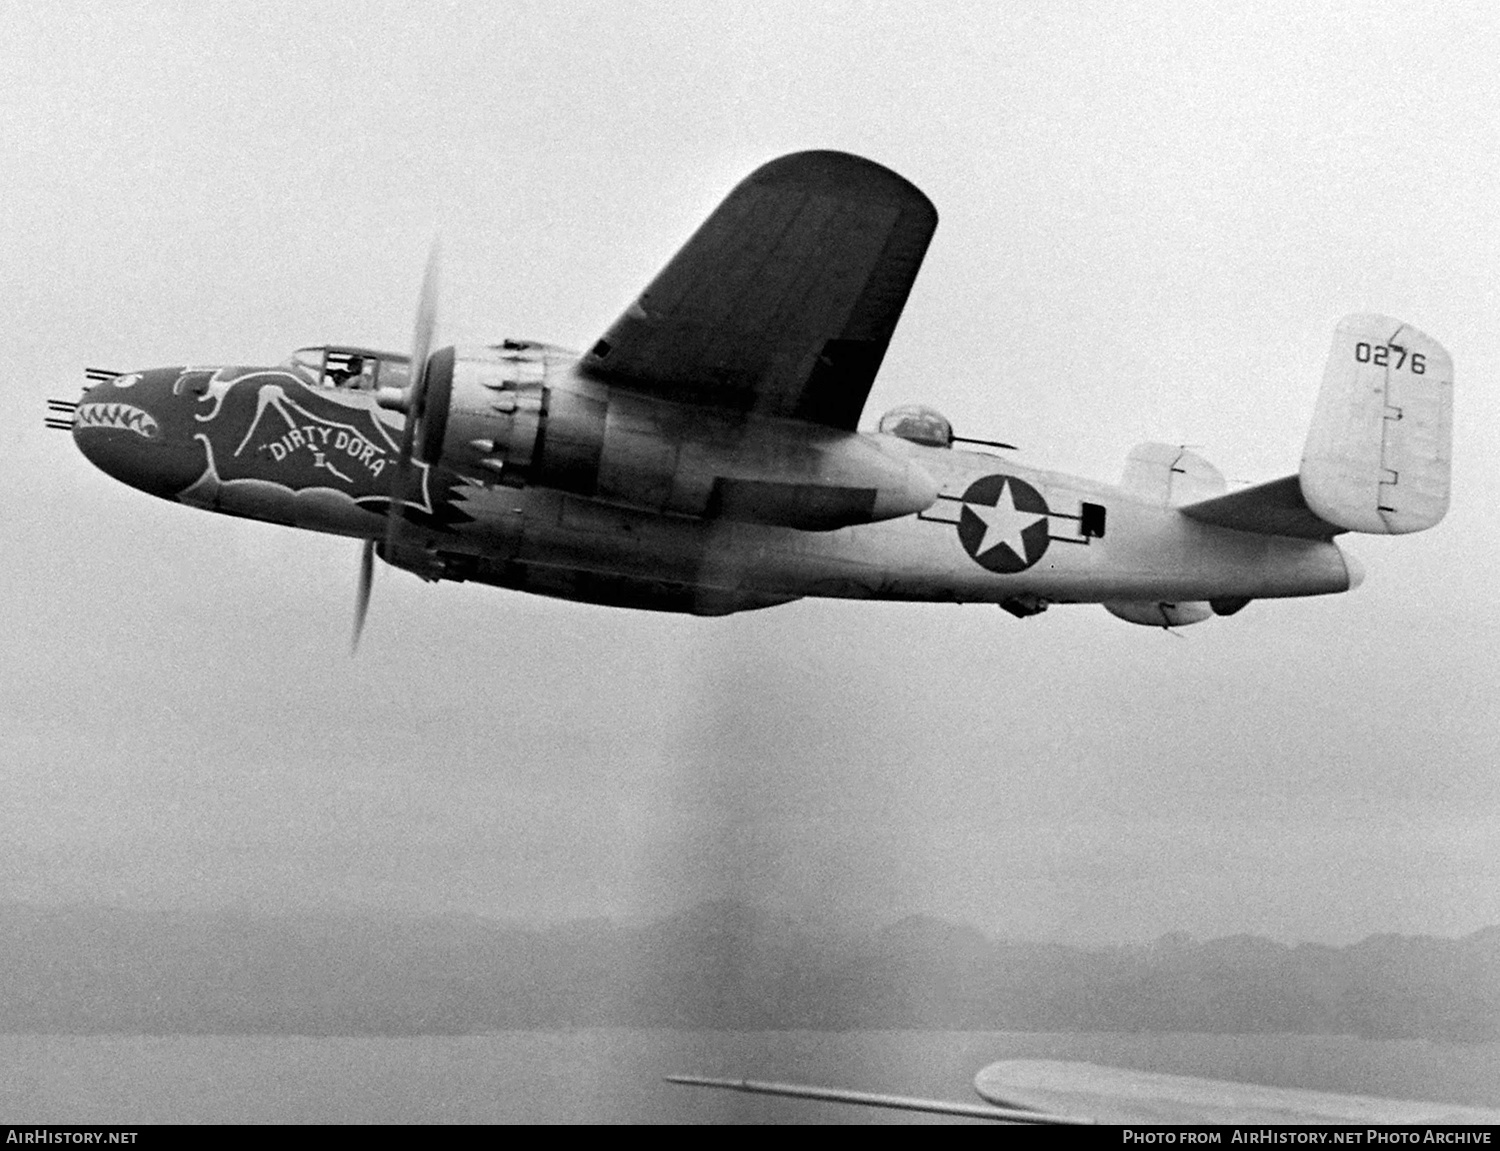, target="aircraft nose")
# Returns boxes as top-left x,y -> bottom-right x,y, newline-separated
72,369 -> 207,499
